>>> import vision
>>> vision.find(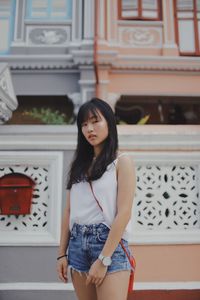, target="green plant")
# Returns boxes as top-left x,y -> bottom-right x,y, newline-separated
118,114 -> 150,125
137,114 -> 150,124
23,107 -> 73,124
